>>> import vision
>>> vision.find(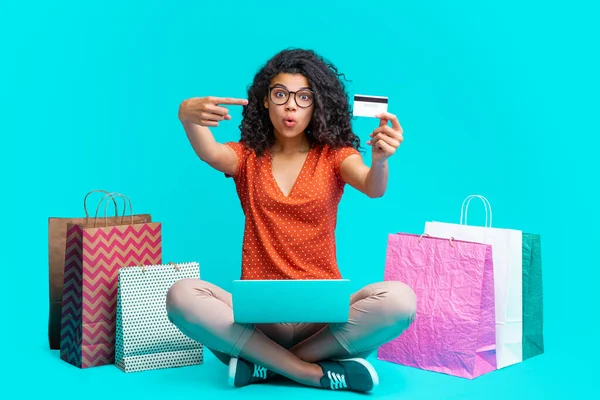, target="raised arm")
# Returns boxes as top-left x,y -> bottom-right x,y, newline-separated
178,96 -> 248,176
